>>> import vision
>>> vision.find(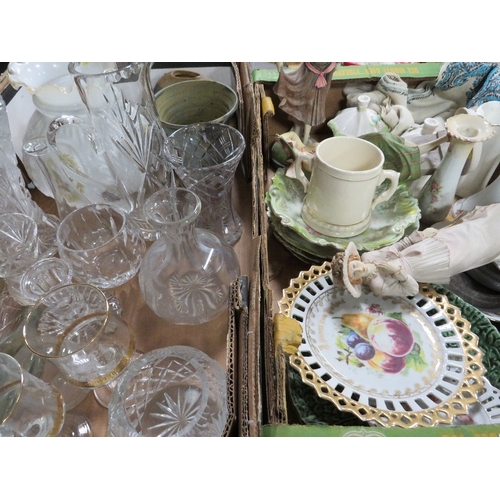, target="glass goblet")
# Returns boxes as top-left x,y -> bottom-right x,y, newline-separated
22,283 -> 136,389
56,203 -> 146,289
0,352 -> 65,437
